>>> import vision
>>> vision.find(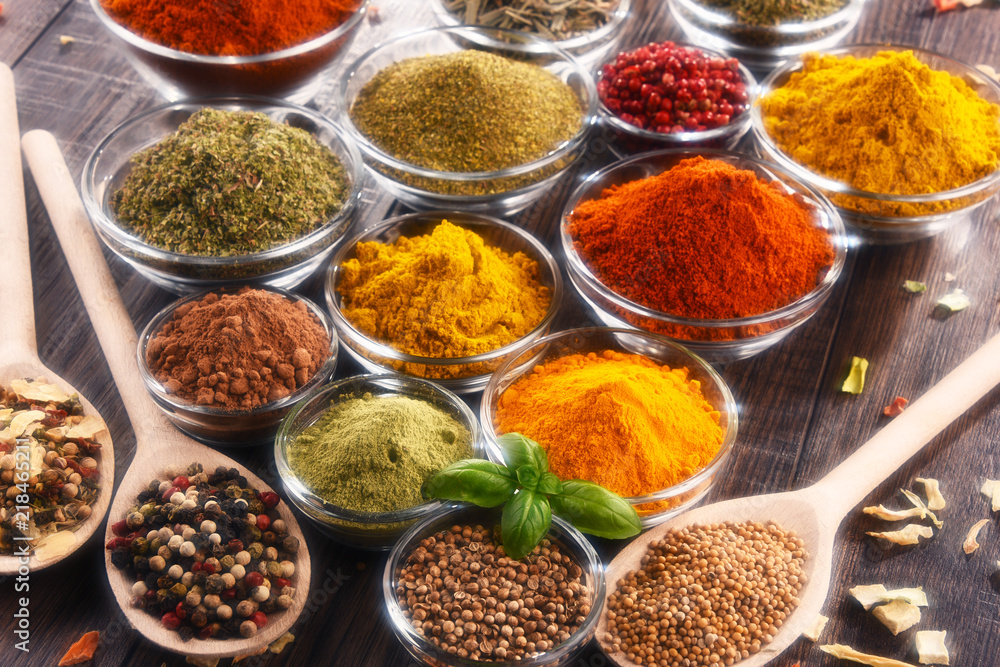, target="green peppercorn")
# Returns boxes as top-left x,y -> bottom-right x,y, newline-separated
247,526 -> 262,542
191,610 -> 208,628
226,487 -> 242,499
140,502 -> 158,517
266,561 -> 283,578
220,555 -> 235,570
249,499 -> 264,515
130,537 -> 149,555
126,511 -> 145,529
169,583 -> 188,597
157,575 -> 173,590
282,536 -> 299,554
148,537 -> 163,552
247,543 -> 264,560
